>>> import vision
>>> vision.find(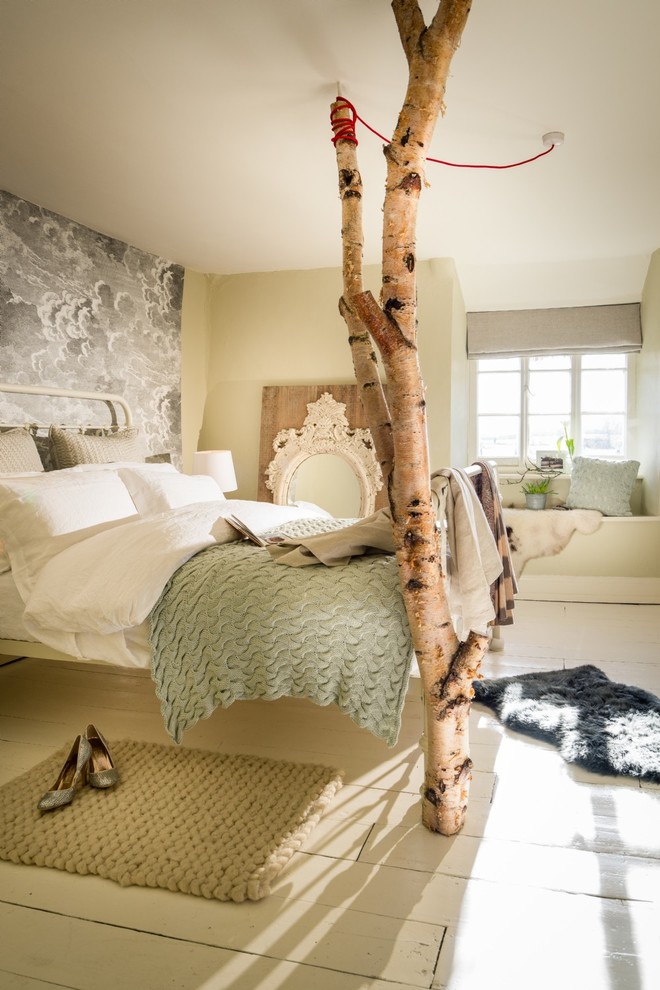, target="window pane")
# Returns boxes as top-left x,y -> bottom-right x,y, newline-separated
582,354 -> 626,369
477,416 -> 519,458
529,355 -> 571,369
478,372 -> 521,414
472,351 -> 630,469
528,370 -> 571,413
582,369 -> 625,412
528,416 -> 567,460
582,414 -> 625,457
478,358 -> 520,372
